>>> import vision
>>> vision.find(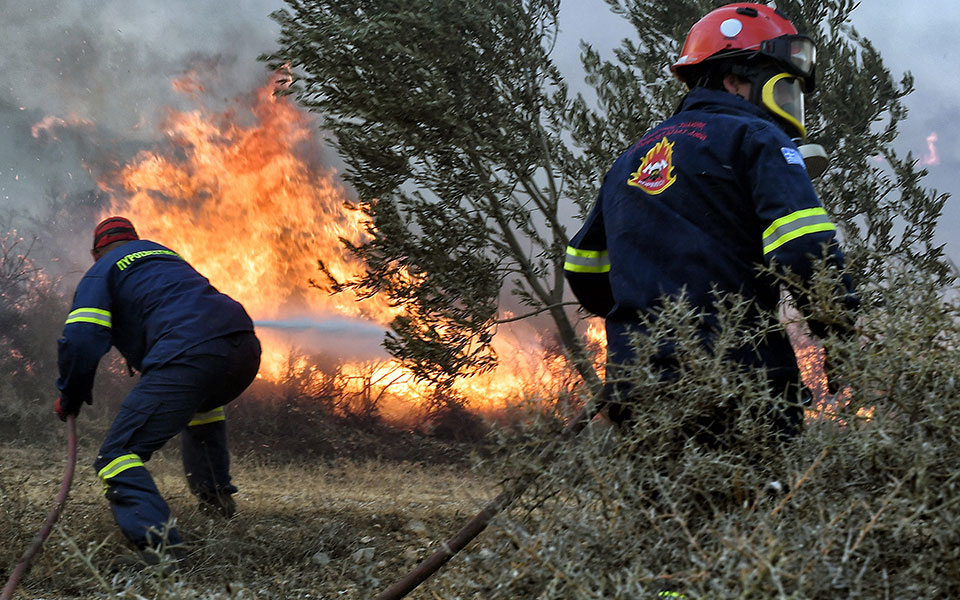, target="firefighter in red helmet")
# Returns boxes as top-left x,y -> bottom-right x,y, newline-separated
672,2 -> 816,142
565,3 -> 857,436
